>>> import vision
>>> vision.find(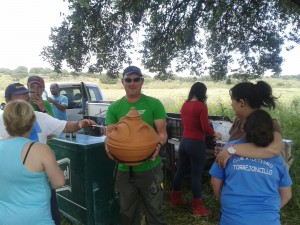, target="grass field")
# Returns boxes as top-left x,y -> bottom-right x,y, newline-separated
1,74 -> 299,224
102,78 -> 300,225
